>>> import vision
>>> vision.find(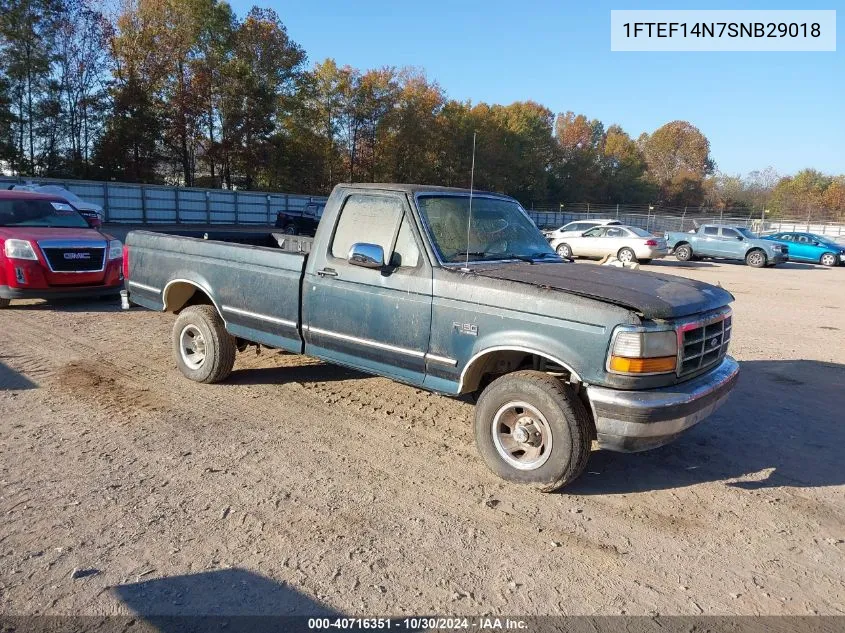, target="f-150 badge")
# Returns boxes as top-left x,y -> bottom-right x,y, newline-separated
453,322 -> 478,336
